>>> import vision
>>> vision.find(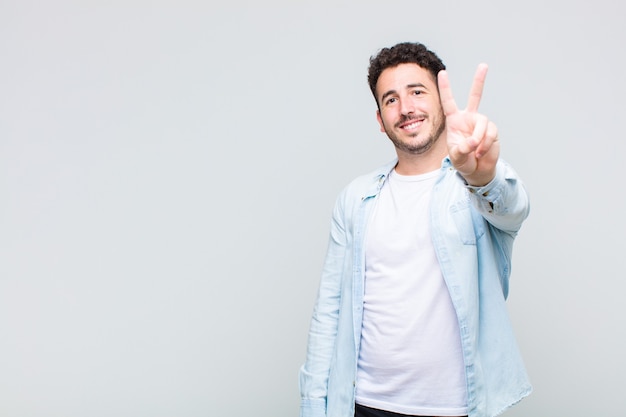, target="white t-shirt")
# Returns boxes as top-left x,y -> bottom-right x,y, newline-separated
356,168 -> 468,416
